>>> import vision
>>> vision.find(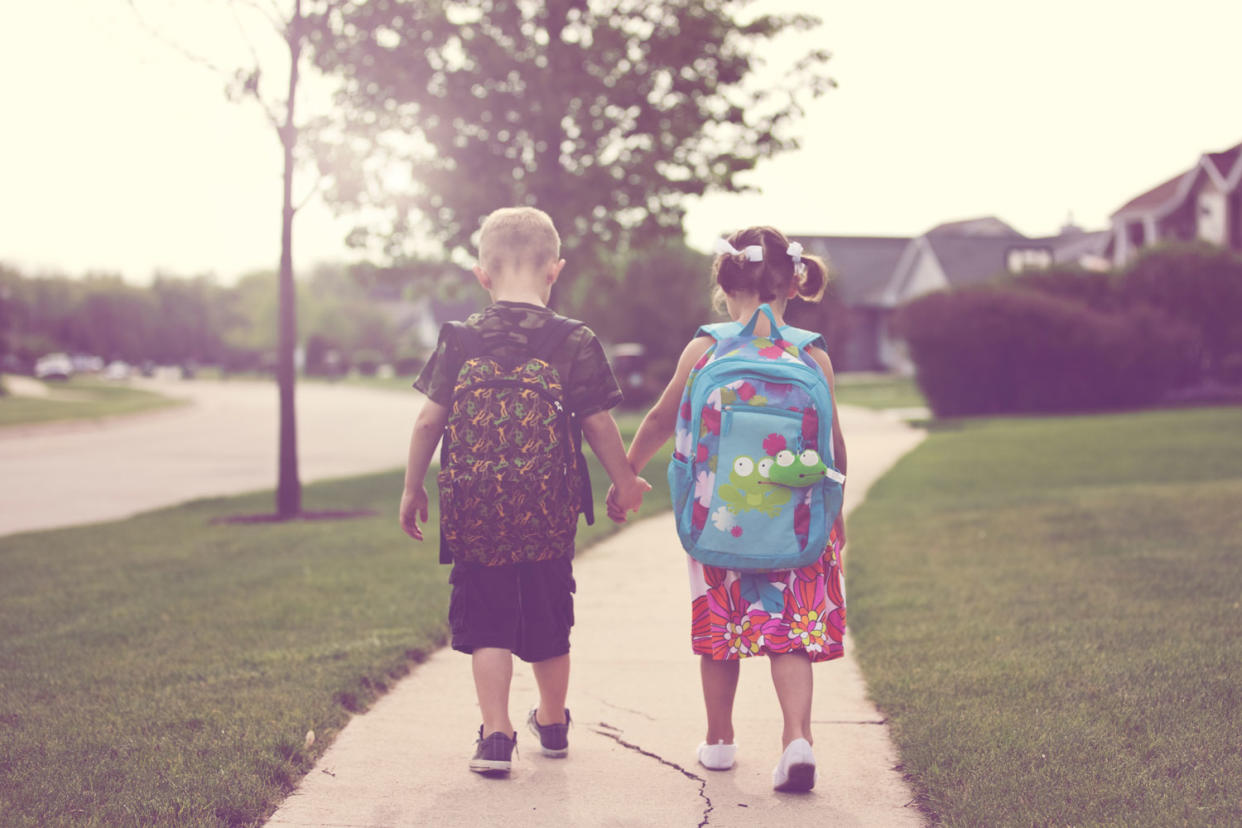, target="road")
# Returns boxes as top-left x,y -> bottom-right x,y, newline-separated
0,378 -> 424,537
